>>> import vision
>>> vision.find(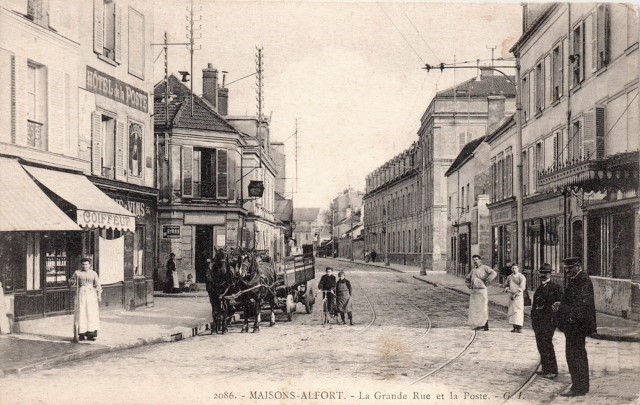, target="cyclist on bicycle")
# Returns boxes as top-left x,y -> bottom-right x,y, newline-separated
318,267 -> 337,316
